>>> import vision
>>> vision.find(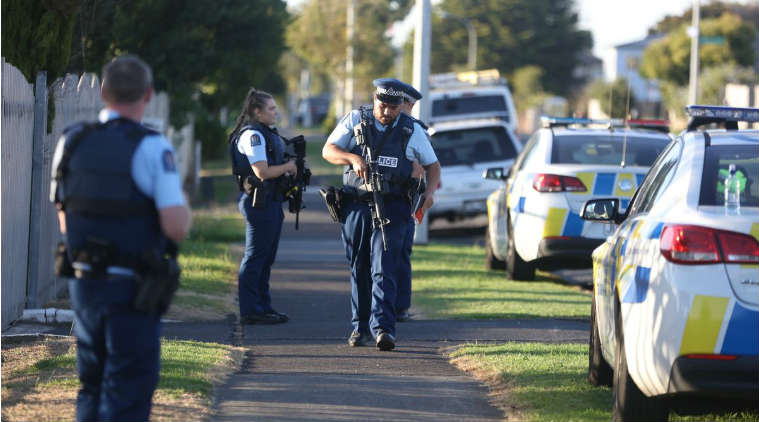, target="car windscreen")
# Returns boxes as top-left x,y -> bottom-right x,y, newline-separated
551,135 -> 667,166
431,95 -> 509,121
699,144 -> 758,207
430,126 -> 517,166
